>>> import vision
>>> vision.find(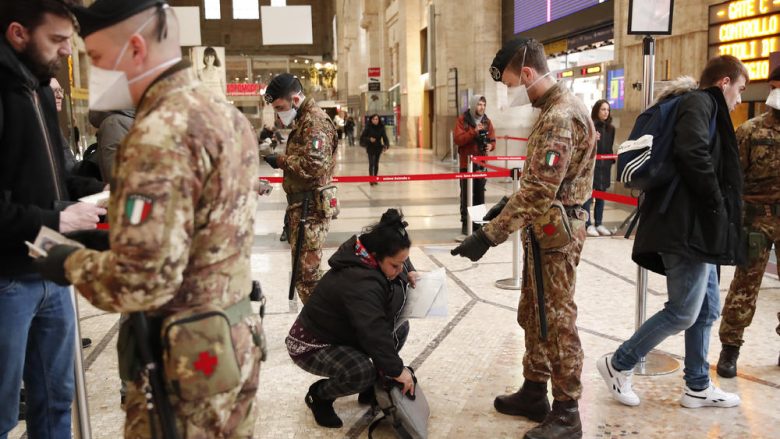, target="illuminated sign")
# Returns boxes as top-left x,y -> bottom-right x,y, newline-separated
227,83 -> 262,96
581,66 -> 602,75
709,0 -> 780,80
560,70 -> 574,78
607,68 -> 625,110
514,0 -> 602,34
